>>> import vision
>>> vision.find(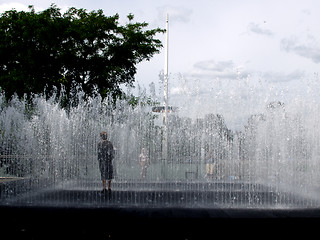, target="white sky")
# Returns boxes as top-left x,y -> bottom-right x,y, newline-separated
1,0 -> 320,130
